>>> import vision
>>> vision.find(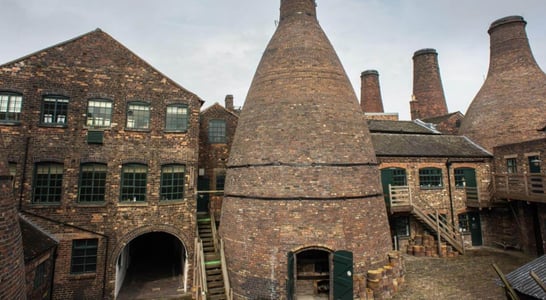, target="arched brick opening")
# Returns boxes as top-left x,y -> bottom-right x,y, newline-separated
108,225 -> 192,299
292,246 -> 334,298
